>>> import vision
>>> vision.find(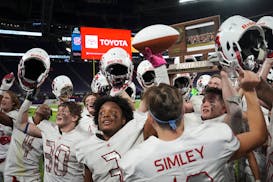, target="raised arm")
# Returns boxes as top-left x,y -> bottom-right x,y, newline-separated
15,94 -> 42,138
231,70 -> 267,160
220,70 -> 243,134
0,72 -> 16,127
